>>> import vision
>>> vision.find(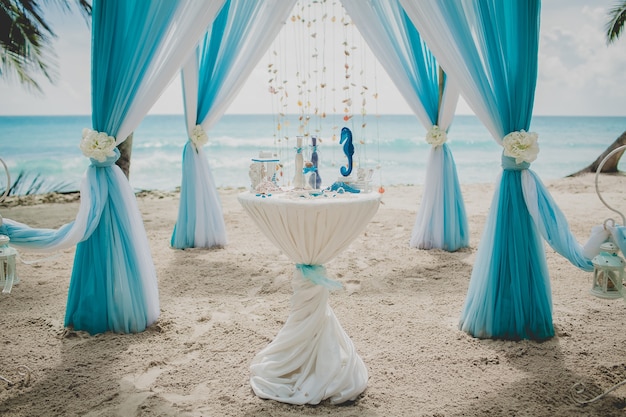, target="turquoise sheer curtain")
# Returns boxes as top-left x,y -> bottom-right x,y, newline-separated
172,0 -> 297,249
171,2 -> 230,249
91,2 -> 175,134
0,3 -> 173,255
0,199 -> 97,252
65,0 -> 225,334
341,0 -> 468,251
402,0 -> 593,340
65,0 -> 181,334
